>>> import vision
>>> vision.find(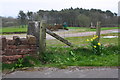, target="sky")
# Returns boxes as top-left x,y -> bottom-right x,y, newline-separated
119,1 -> 120,16
0,0 -> 120,18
